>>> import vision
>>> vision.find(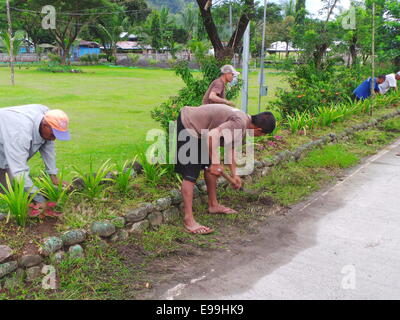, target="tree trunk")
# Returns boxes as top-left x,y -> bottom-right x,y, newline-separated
286,41 -> 289,58
313,43 -> 328,69
196,0 -> 254,61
